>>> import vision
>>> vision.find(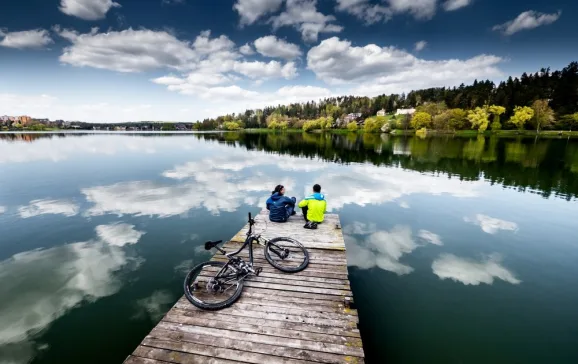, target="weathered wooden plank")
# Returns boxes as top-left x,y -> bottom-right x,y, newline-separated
142,337 -> 318,364
202,266 -> 350,285
153,323 -> 365,360
167,308 -> 360,338
124,355 -> 167,364
211,255 -> 349,271
175,297 -> 357,321
243,281 -> 351,296
231,211 -> 345,251
132,346 -> 243,364
173,302 -> 357,329
124,211 -> 364,364
163,312 -> 362,345
221,243 -> 348,263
